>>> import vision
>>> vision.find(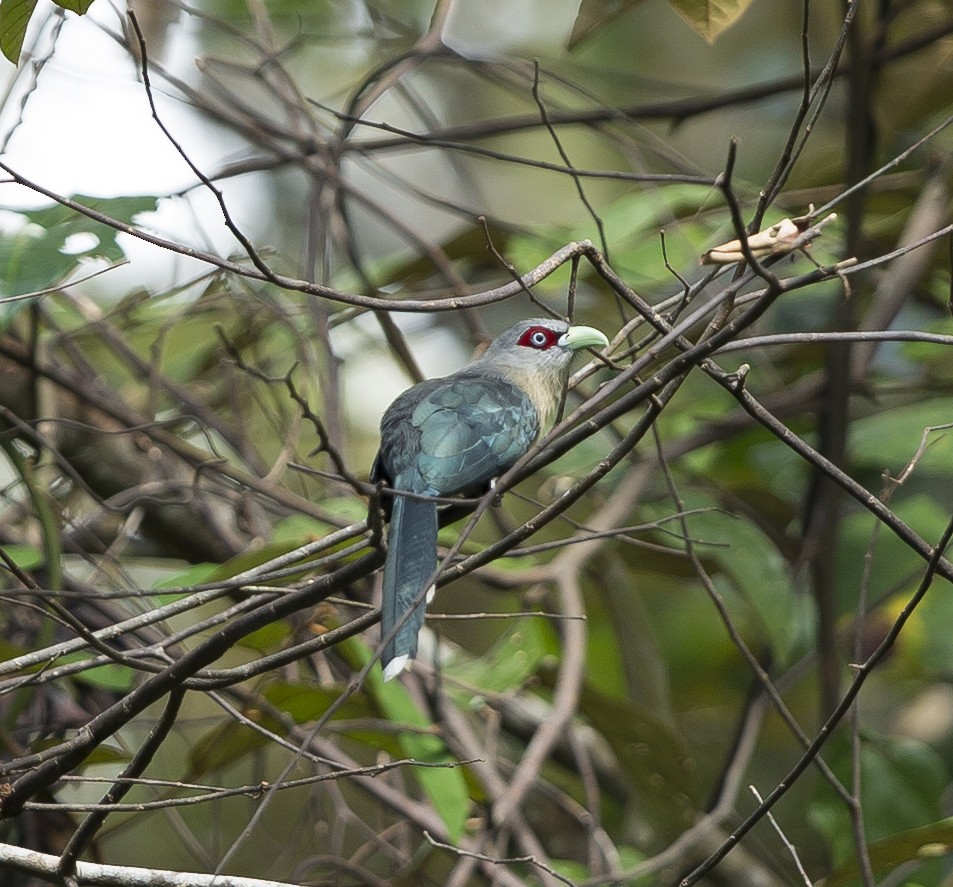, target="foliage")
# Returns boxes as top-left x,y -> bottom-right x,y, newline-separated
573,0 -> 756,45
0,0 -> 755,65
1,2 -> 953,887
0,0 -> 95,63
